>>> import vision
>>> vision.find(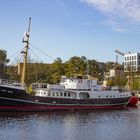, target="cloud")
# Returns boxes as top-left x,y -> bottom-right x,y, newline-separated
82,0 -> 140,32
